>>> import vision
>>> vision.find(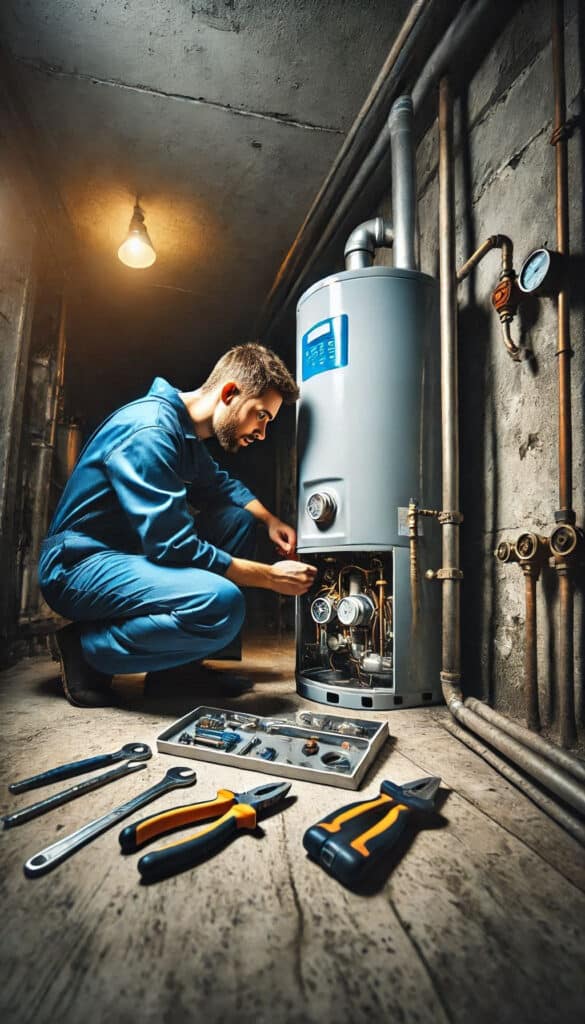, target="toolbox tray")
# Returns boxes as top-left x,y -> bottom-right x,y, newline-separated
157,706 -> 388,789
